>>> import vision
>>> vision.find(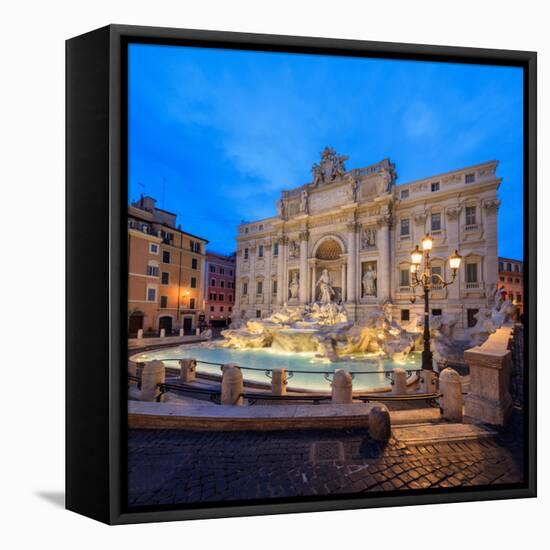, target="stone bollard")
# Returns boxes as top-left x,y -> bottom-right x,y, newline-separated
221,363 -> 244,405
128,361 -> 137,386
369,404 -> 391,442
392,367 -> 407,395
439,367 -> 463,421
137,329 -> 143,340
179,358 -> 197,383
140,360 -> 166,402
179,328 -> 184,337
331,369 -> 353,404
420,369 -> 437,394
271,368 -> 287,396
160,328 -> 166,338
195,327 -> 201,336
